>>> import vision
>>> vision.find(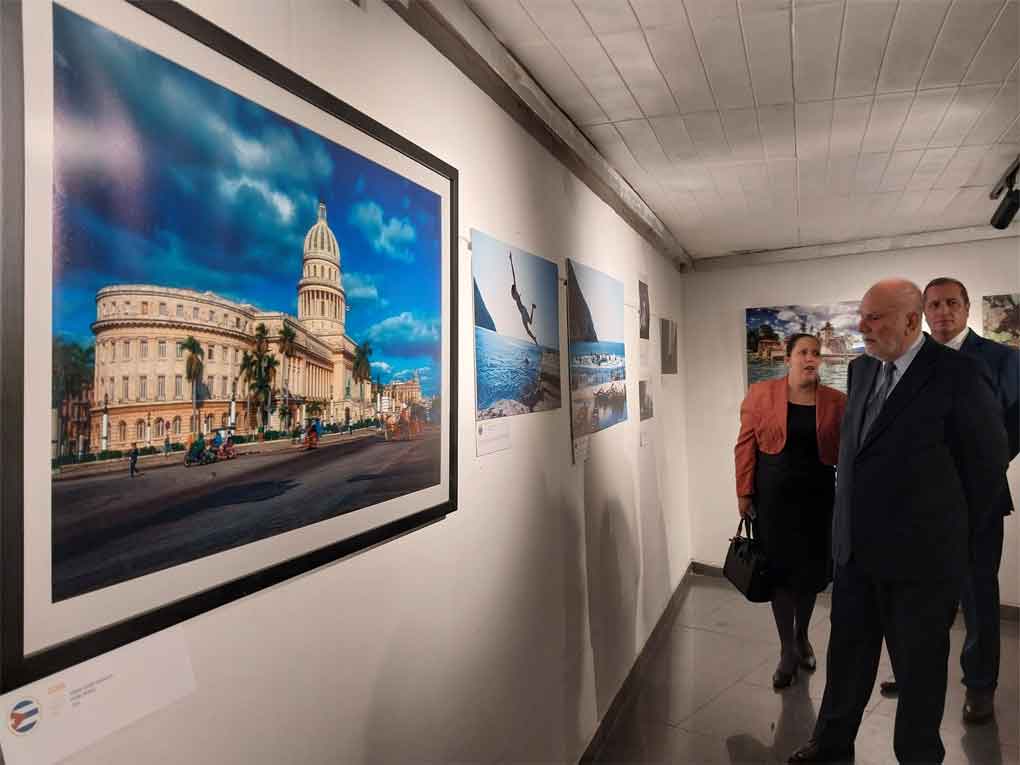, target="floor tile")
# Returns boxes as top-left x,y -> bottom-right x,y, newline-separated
596,578 -> 1019,765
